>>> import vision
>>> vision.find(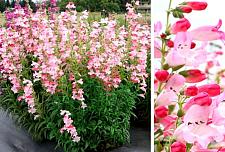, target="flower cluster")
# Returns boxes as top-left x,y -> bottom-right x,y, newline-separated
20,79 -> 36,114
154,1 -> 225,151
0,1 -> 149,144
60,110 -> 80,142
